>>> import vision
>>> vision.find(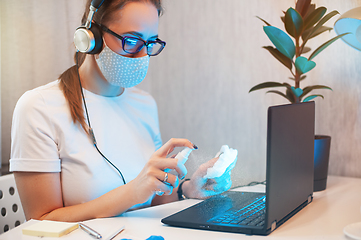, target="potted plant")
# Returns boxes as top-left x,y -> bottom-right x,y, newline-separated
249,0 -> 348,191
